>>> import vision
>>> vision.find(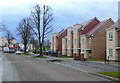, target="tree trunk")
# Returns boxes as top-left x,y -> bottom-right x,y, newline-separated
24,43 -> 27,53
